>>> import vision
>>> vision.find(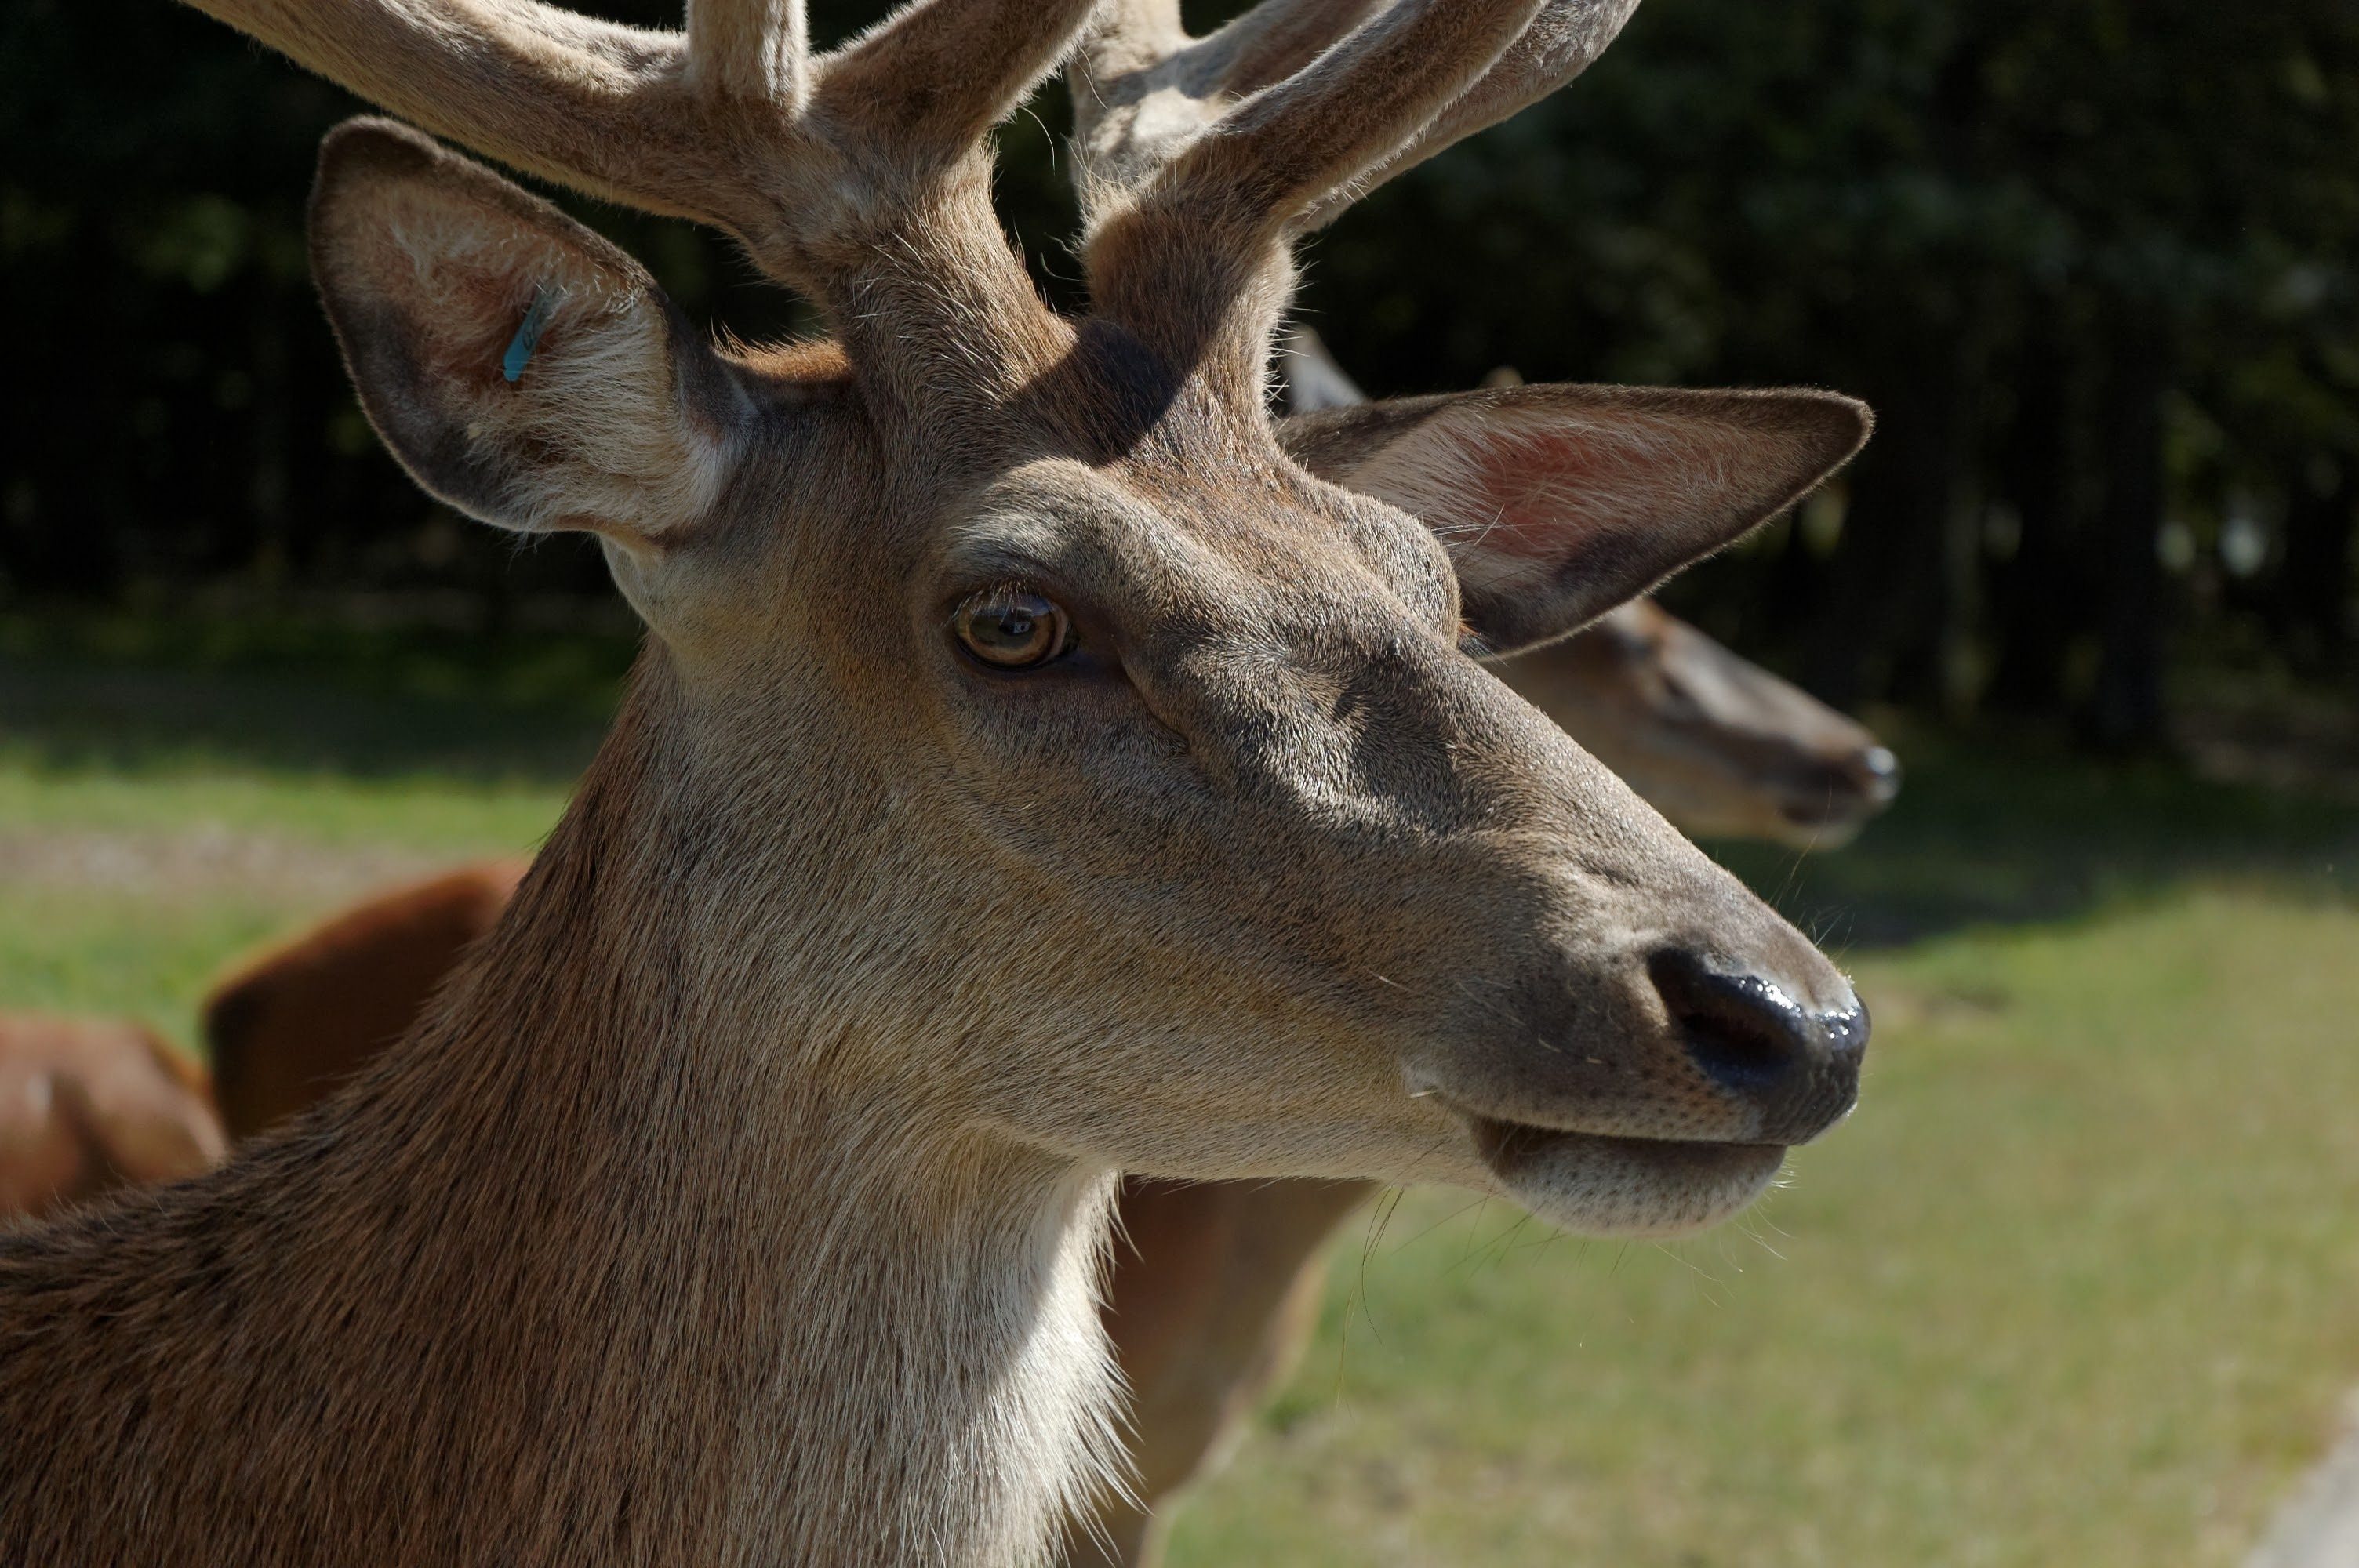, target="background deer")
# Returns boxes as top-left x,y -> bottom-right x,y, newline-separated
0,1015 -> 224,1221
1504,599 -> 1899,847
201,860 -> 530,1138
0,2 -> 1871,1562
